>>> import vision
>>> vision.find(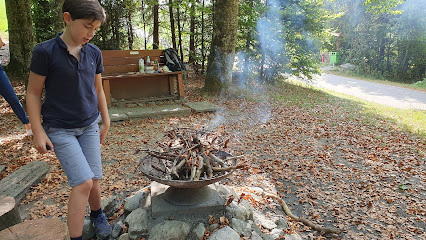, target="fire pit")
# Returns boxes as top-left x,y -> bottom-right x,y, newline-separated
138,128 -> 242,205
